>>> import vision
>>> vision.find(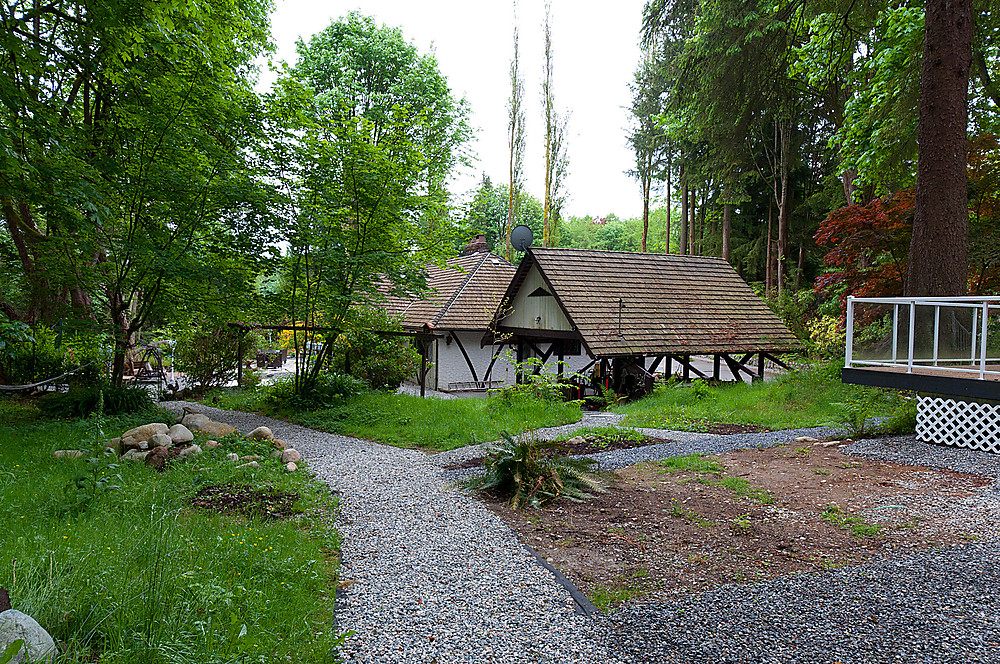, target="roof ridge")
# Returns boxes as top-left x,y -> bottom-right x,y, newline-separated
430,252 -> 490,327
533,246 -> 726,262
